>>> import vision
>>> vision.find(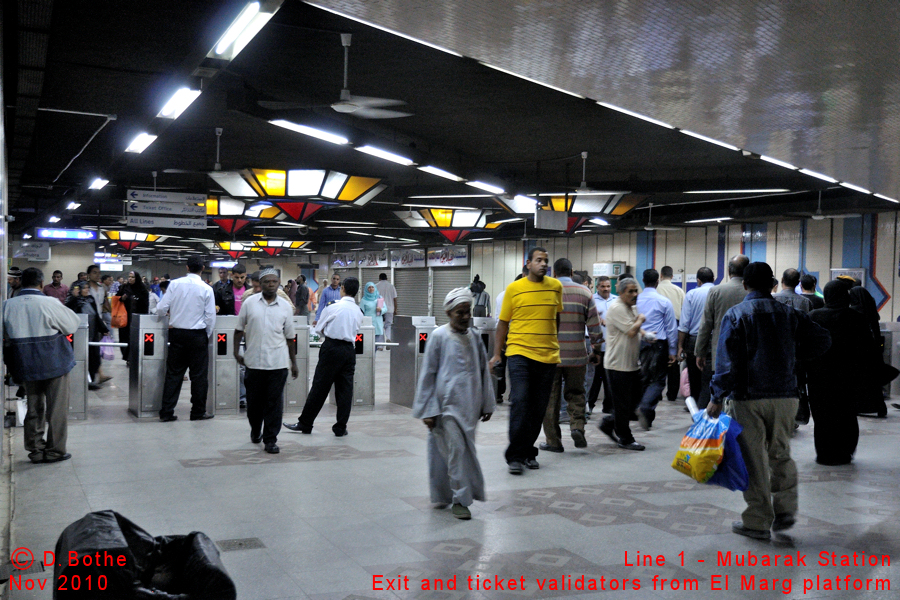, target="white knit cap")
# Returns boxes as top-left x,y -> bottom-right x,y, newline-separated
443,287 -> 474,312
